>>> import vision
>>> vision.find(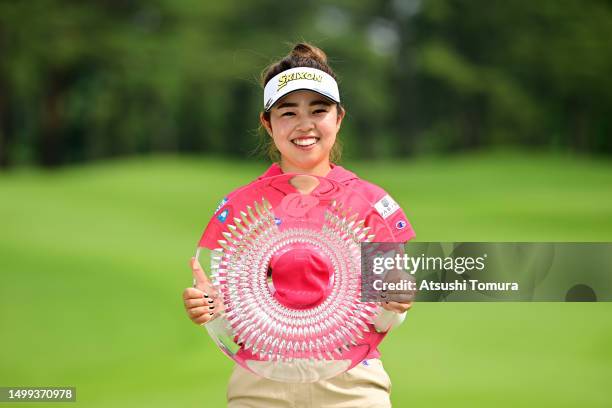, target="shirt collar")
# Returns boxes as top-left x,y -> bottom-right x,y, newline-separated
258,163 -> 358,183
